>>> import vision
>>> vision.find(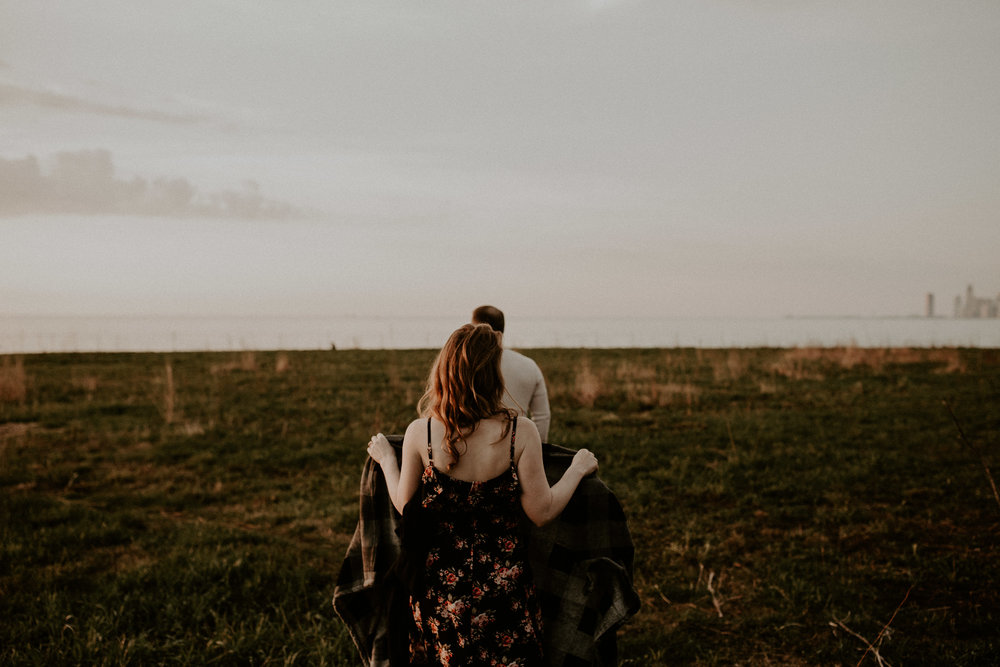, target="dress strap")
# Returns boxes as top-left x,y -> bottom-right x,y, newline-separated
426,417 -> 433,463
509,416 -> 518,463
